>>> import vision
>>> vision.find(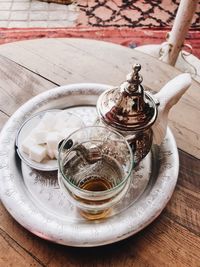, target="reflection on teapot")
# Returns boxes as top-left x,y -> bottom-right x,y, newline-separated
96,64 -> 192,165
